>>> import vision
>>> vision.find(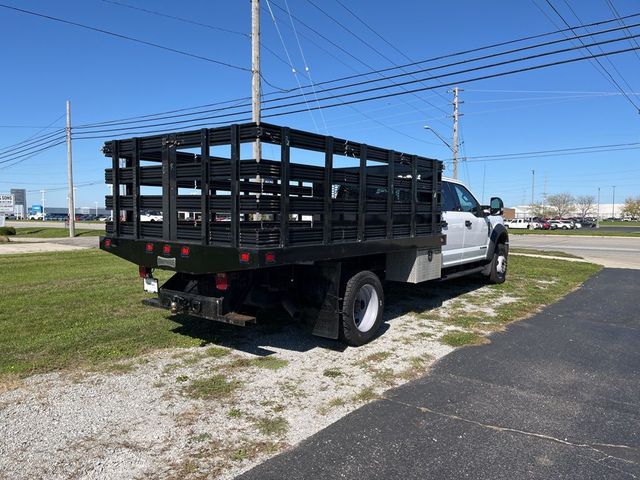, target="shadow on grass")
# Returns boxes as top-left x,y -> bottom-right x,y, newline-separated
167,276 -> 487,356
